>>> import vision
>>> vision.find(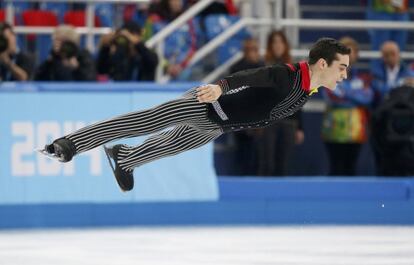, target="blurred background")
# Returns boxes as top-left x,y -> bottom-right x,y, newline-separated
0,0 -> 413,264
